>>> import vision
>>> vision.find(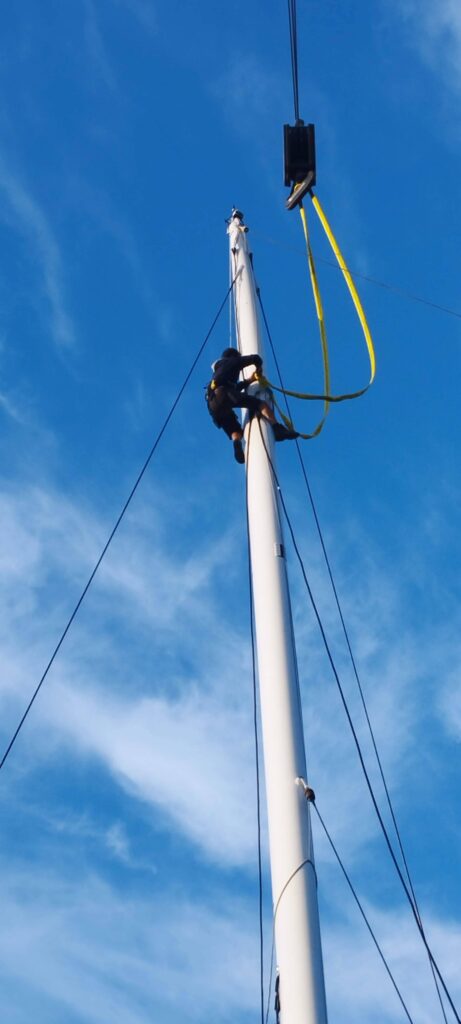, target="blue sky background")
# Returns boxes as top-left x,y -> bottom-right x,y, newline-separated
0,1 -> 460,1022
